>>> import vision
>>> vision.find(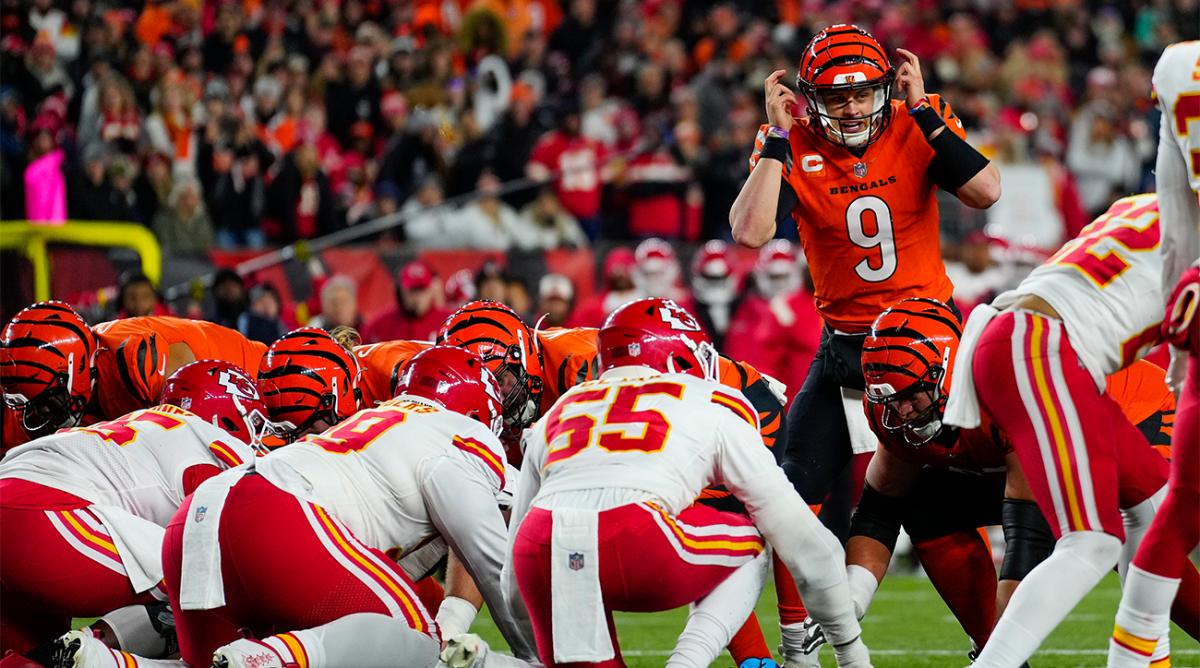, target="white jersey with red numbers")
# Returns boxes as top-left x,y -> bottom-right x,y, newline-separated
992,194 -> 1162,387
1152,42 -> 1200,318
0,405 -> 253,526
516,368 -> 828,556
